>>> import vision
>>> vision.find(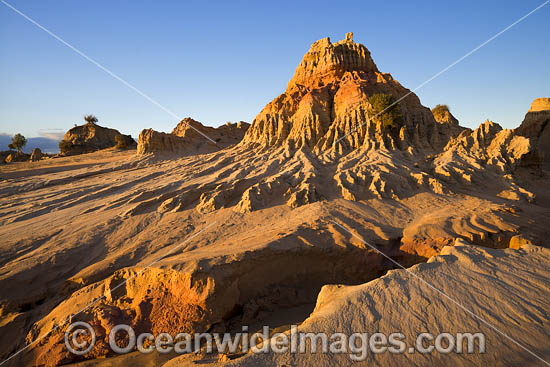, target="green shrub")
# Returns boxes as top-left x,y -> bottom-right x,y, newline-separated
432,104 -> 450,118
367,93 -> 404,129
84,114 -> 98,125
